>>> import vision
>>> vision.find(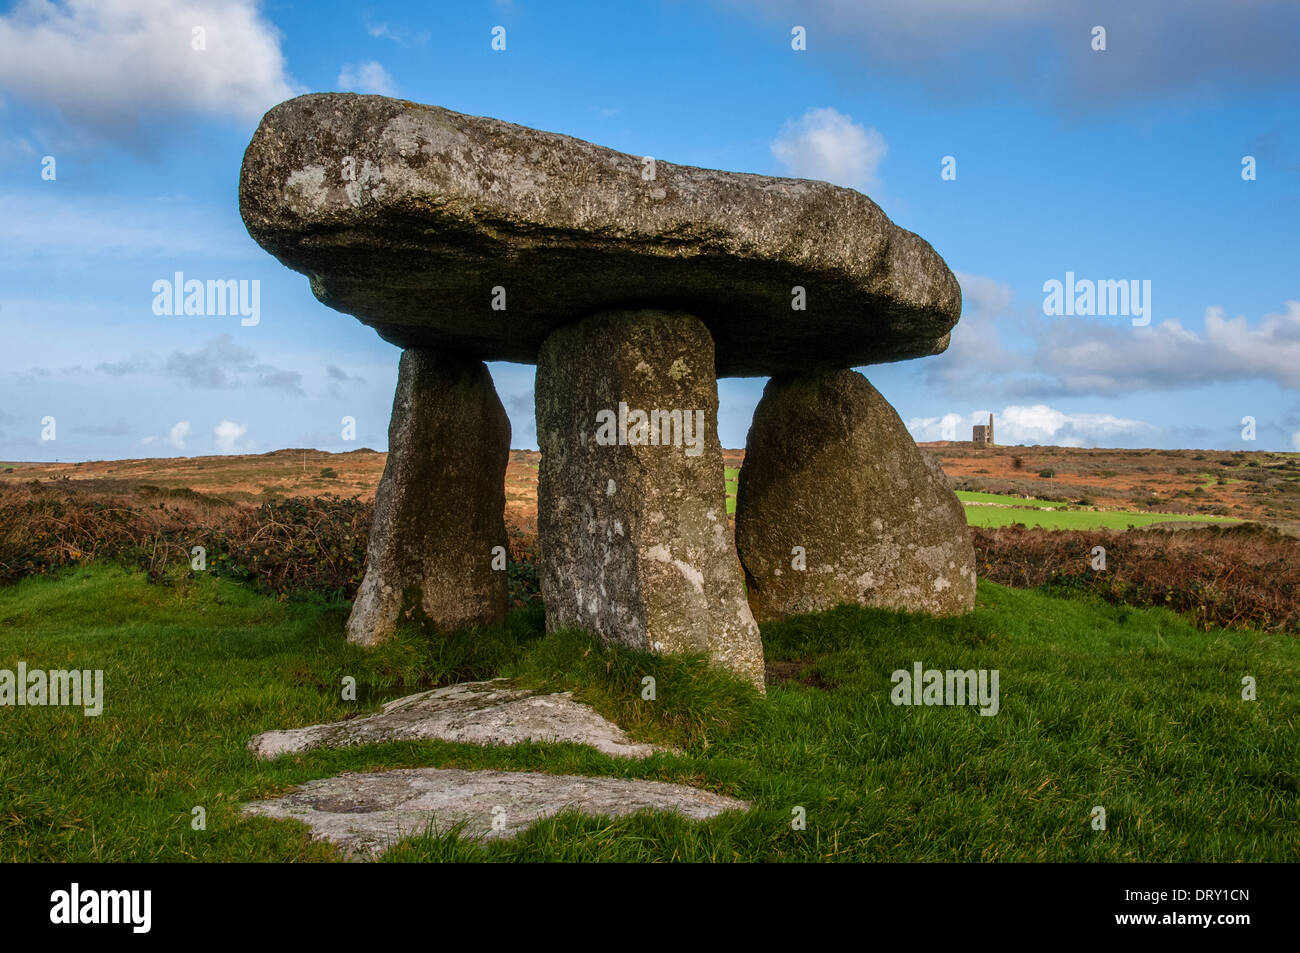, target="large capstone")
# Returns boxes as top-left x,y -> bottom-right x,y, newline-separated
735,370 -> 976,621
239,93 -> 961,377
535,310 -> 765,688
347,348 -> 510,645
